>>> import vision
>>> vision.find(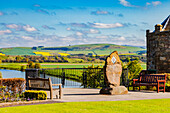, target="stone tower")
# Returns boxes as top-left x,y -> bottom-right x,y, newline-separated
146,15 -> 170,73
